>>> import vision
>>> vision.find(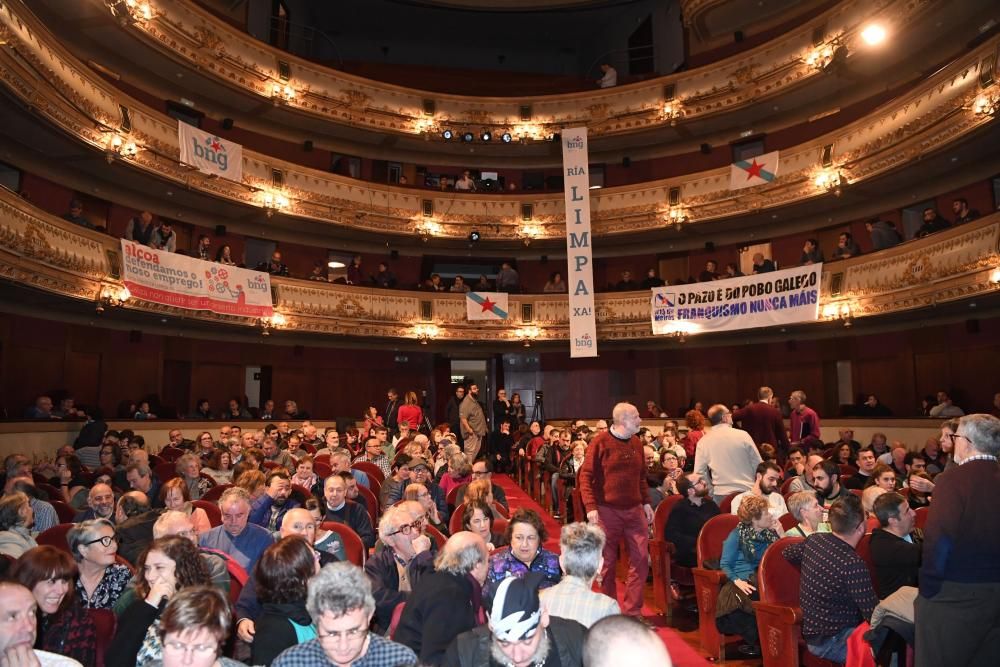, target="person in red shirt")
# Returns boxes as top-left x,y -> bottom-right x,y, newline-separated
397,391 -> 424,433
578,402 -> 653,617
